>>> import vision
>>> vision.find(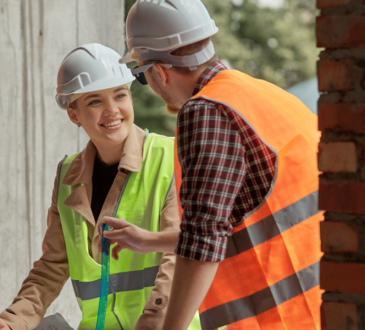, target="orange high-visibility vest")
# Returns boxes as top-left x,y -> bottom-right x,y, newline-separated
174,70 -> 322,330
